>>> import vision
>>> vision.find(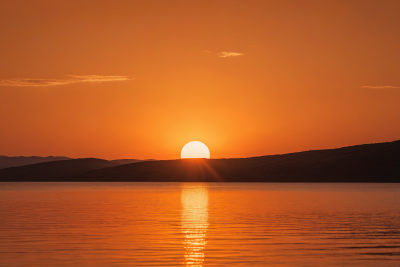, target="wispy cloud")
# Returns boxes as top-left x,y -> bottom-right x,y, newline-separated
361,85 -> 399,89
203,50 -> 212,53
0,75 -> 133,87
218,52 -> 245,58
